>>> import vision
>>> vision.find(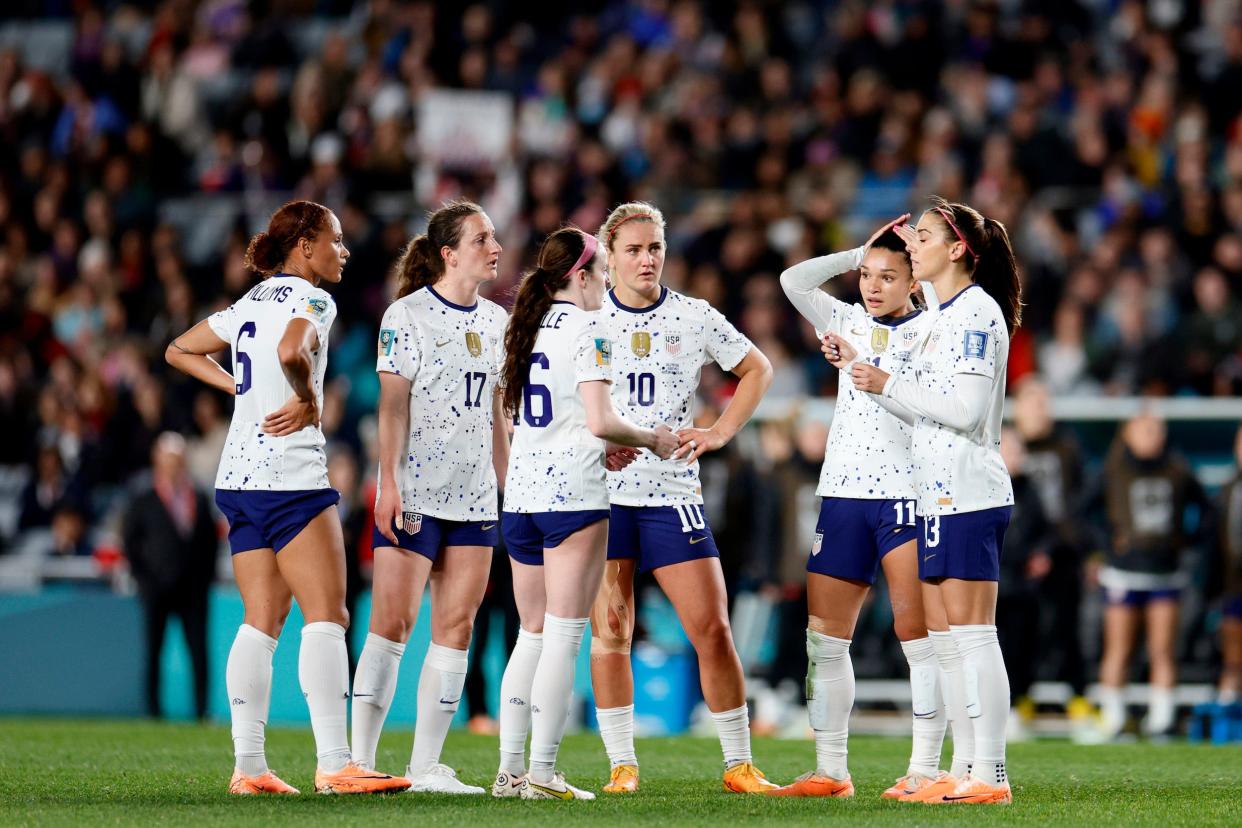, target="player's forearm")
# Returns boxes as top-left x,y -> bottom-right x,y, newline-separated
164,345 -> 235,395
277,347 -> 315,401
589,409 -> 658,450
376,393 -> 410,487
713,349 -> 773,442
879,370 -> 990,432
491,394 -> 510,491
779,247 -> 864,333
